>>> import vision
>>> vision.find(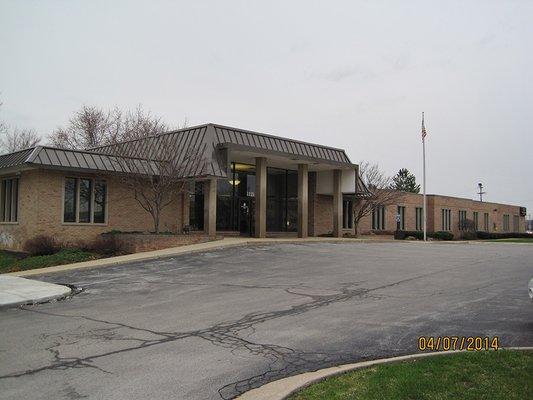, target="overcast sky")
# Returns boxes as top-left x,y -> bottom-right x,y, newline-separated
1,1 -> 531,214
